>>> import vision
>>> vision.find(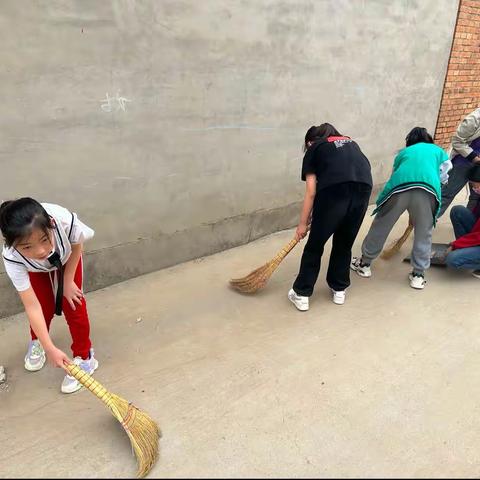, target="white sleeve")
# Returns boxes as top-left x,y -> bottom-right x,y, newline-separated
3,258 -> 31,291
439,159 -> 453,185
43,203 -> 94,244
451,111 -> 480,158
69,213 -> 95,244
